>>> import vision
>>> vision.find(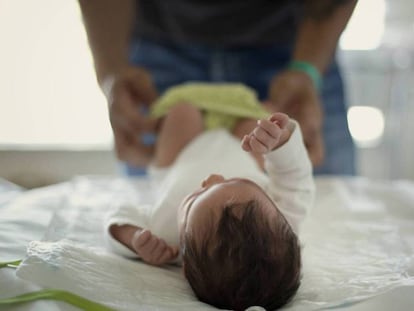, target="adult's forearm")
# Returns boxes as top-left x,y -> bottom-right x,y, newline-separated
292,0 -> 357,73
78,0 -> 135,85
